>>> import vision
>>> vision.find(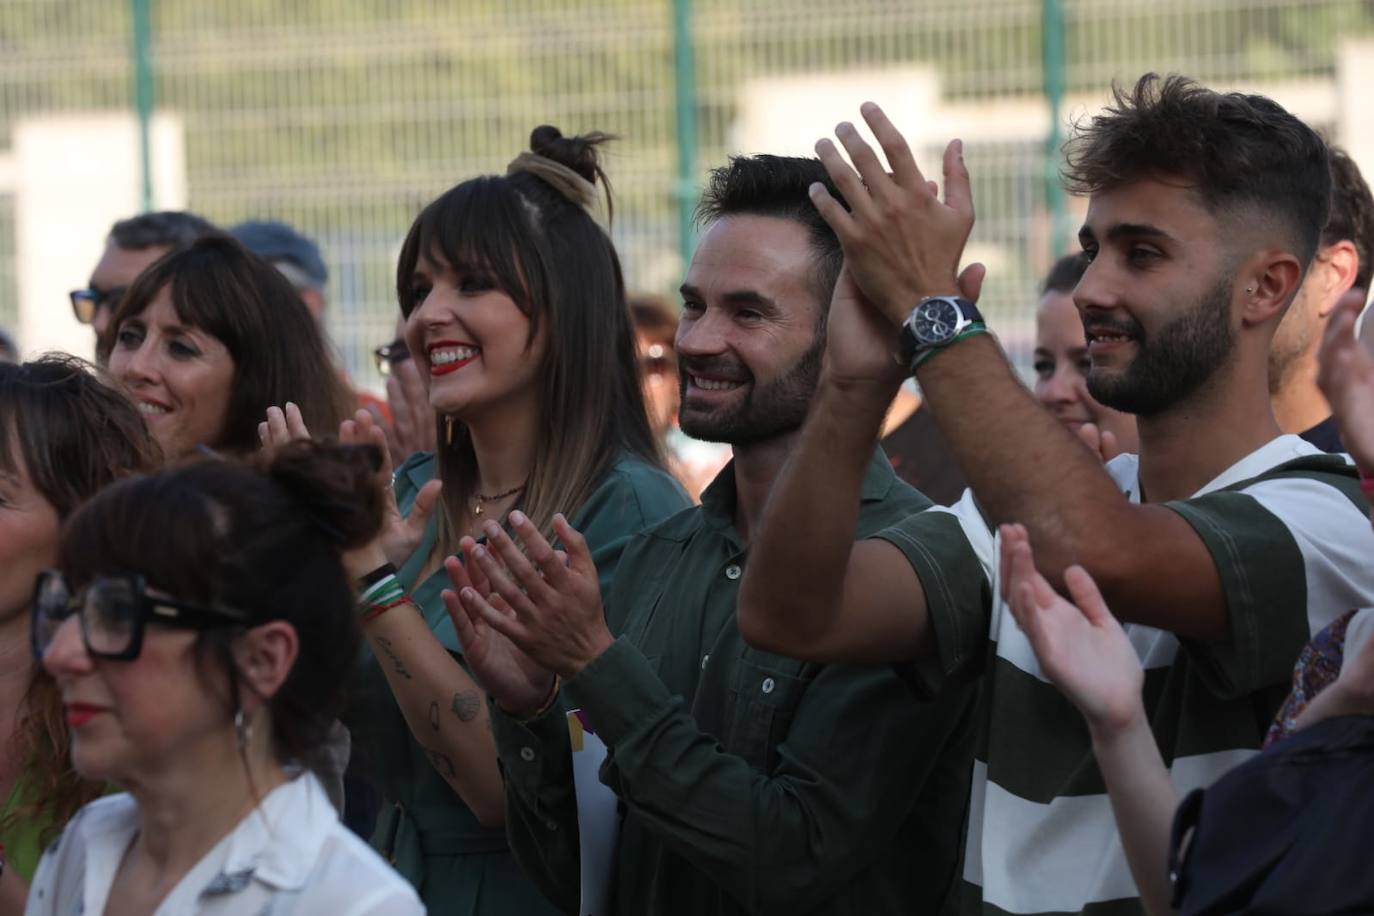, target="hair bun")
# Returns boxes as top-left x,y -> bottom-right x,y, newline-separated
263,440 -> 386,550
529,125 -> 613,186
